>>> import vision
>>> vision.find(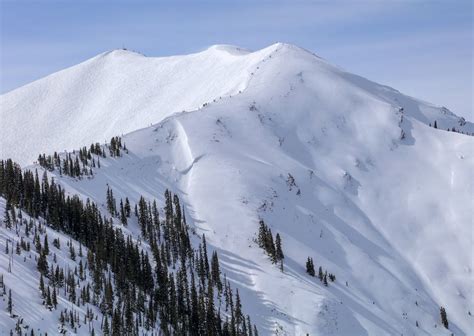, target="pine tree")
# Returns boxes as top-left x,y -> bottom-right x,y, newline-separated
43,234 -> 49,255
103,314 -> 110,335
39,274 -> 45,297
211,251 -> 222,290
124,197 -> 131,217
440,306 -> 449,329
206,282 -> 216,336
306,257 -> 315,276
275,233 -> 284,261
46,286 -> 52,308
328,273 -> 336,282
112,308 -> 121,335
69,242 -> 76,261
74,156 -> 81,176
7,289 -> 12,316
318,266 -> 323,281
202,235 -> 210,277
52,286 -> 57,308
104,277 -> 114,315
120,199 -> 127,225
265,228 -> 276,262
257,220 -> 267,248
3,207 -> 12,229
434,120 -> 438,129
247,316 -> 253,336
235,289 -> 243,330
37,251 -> 49,275
125,296 -> 134,333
